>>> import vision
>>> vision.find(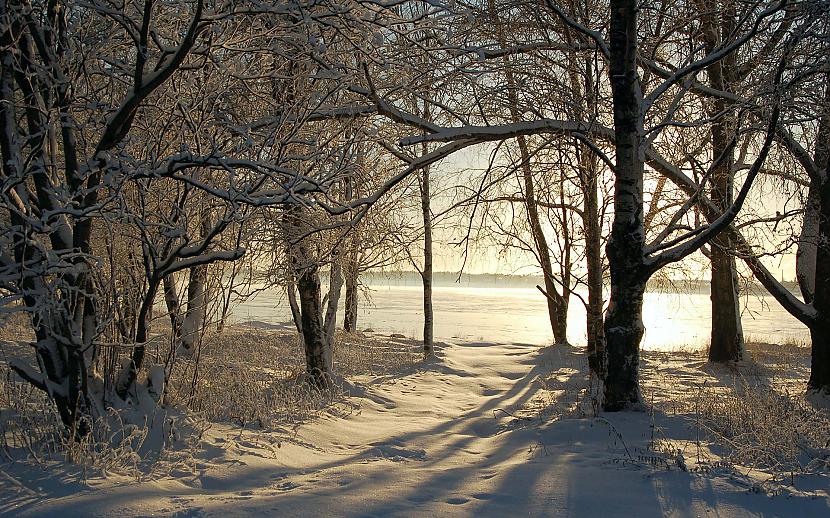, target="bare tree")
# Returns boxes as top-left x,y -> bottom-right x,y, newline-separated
0,0 -> 404,427
336,0 -> 790,410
